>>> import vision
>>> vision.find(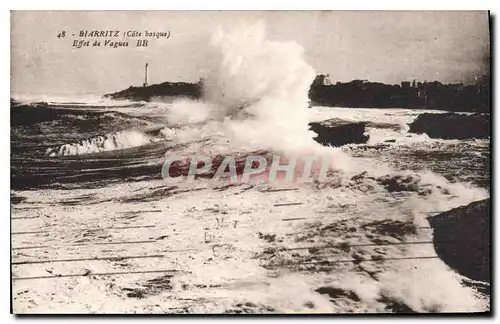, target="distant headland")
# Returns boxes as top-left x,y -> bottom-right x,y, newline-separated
103,62 -> 202,101
309,74 -> 490,113
103,65 -> 490,113
103,81 -> 202,101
